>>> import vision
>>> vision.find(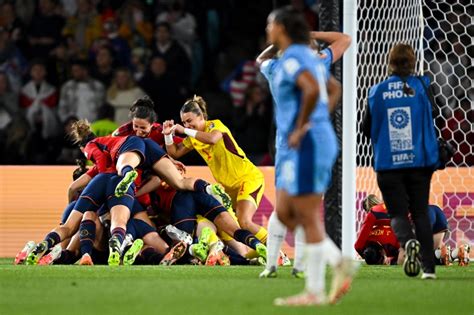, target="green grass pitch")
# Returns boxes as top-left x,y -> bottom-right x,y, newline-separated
0,258 -> 473,315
